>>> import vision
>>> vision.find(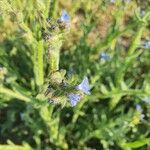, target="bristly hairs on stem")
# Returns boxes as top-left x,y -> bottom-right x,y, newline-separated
48,0 -> 58,18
